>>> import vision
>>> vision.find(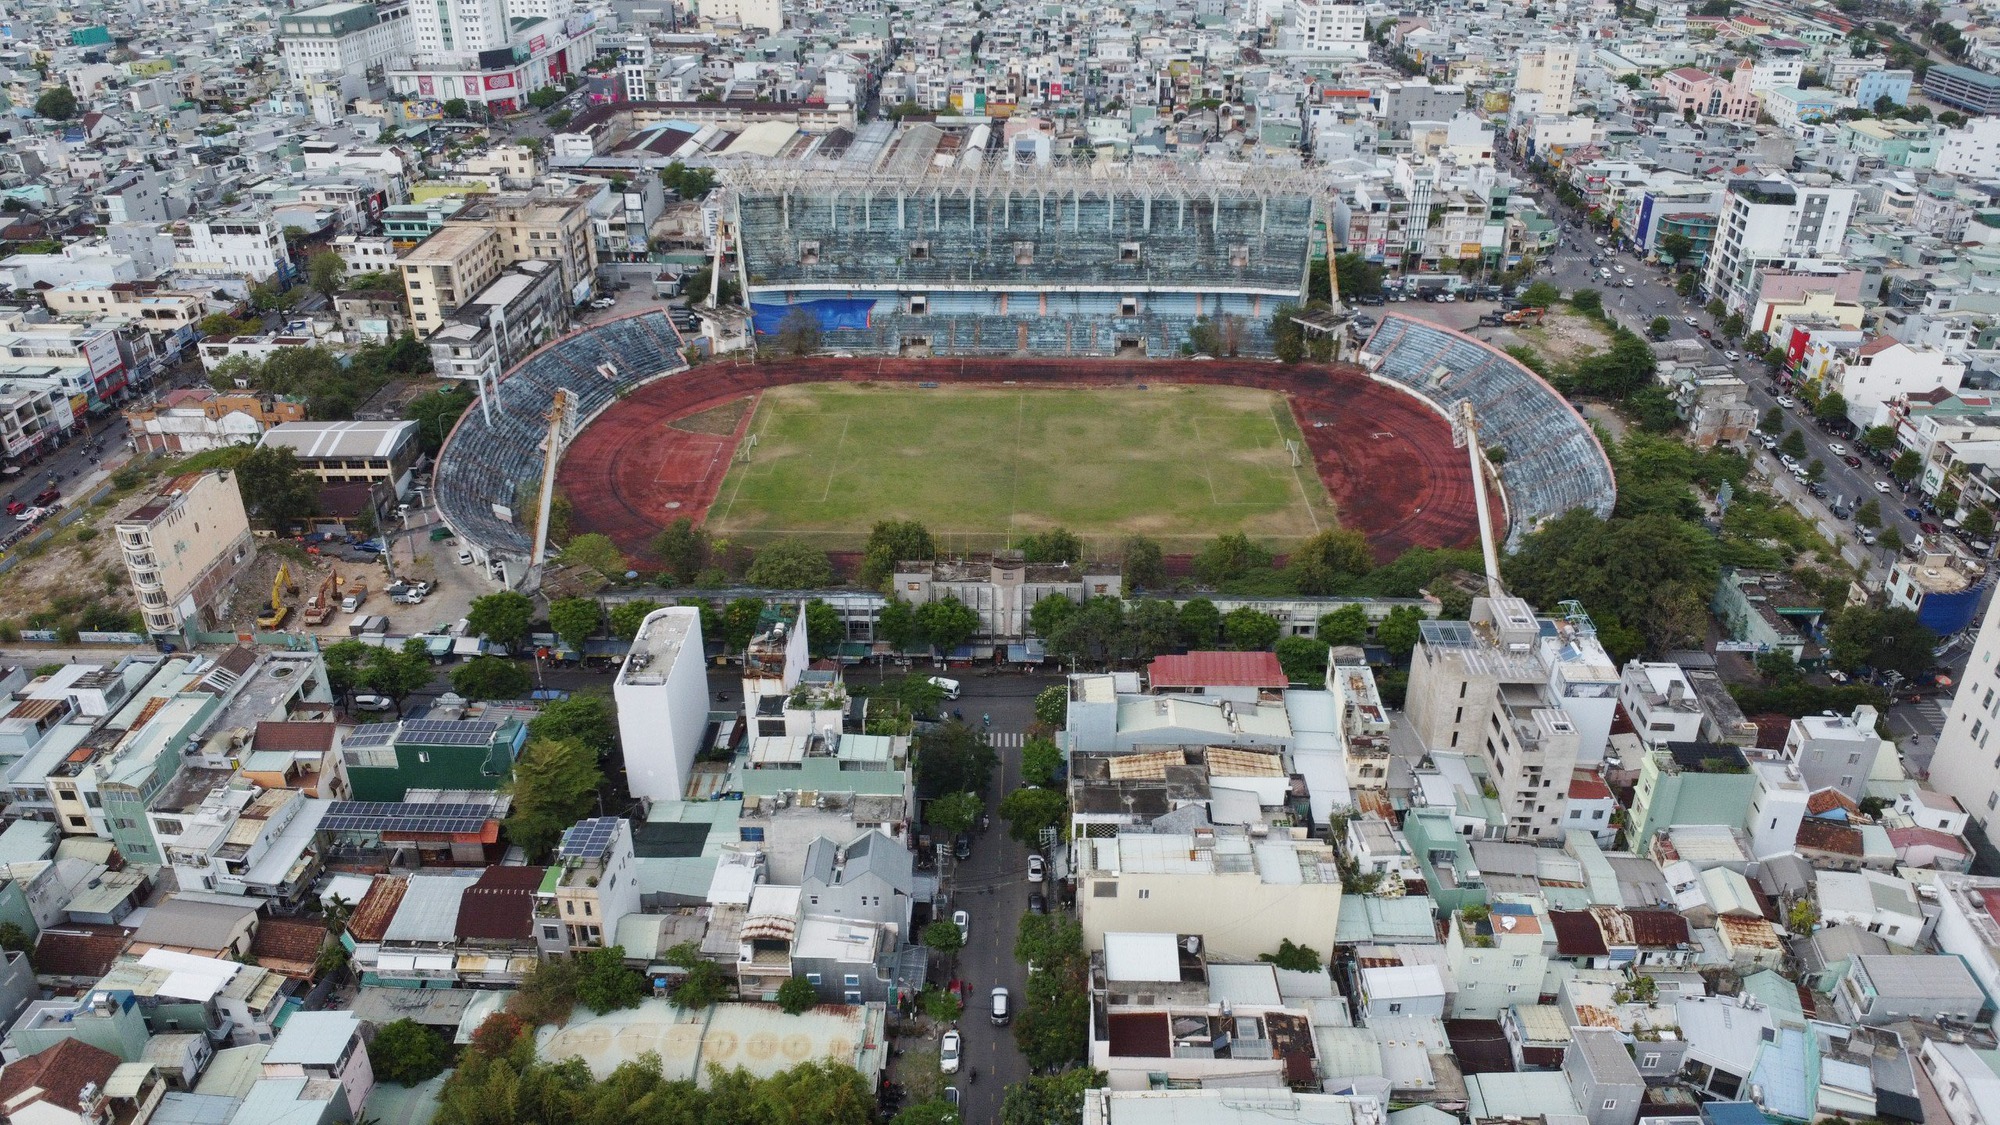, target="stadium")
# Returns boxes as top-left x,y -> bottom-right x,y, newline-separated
430,168 -> 1615,583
